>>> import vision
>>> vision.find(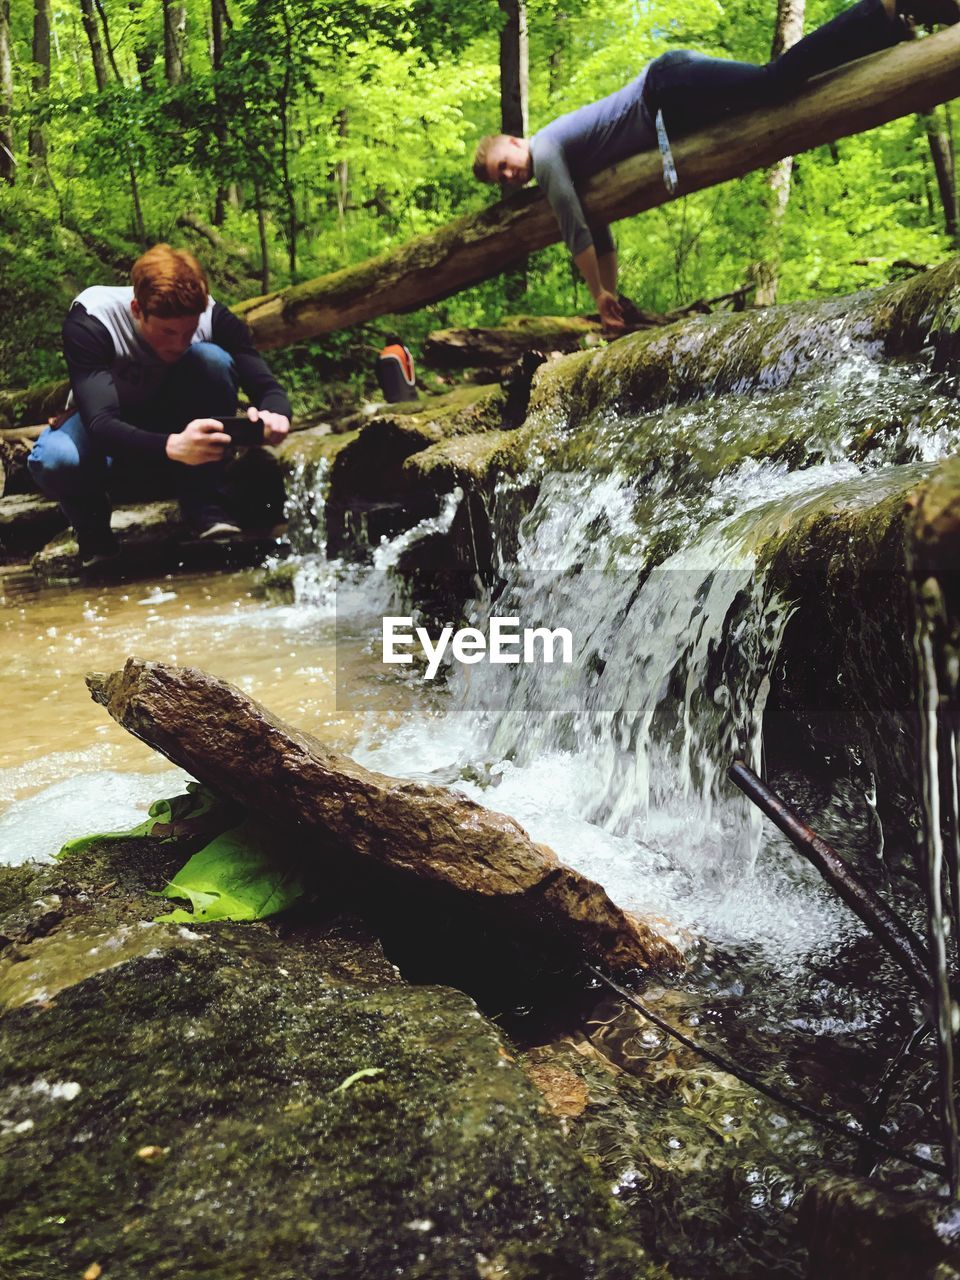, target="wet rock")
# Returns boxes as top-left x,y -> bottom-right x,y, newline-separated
0,847 -> 660,1280
31,498 -> 282,581
798,1176 -> 960,1279
86,658 -> 682,973
0,493 -> 66,561
751,458 -> 960,846
326,384 -> 508,554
